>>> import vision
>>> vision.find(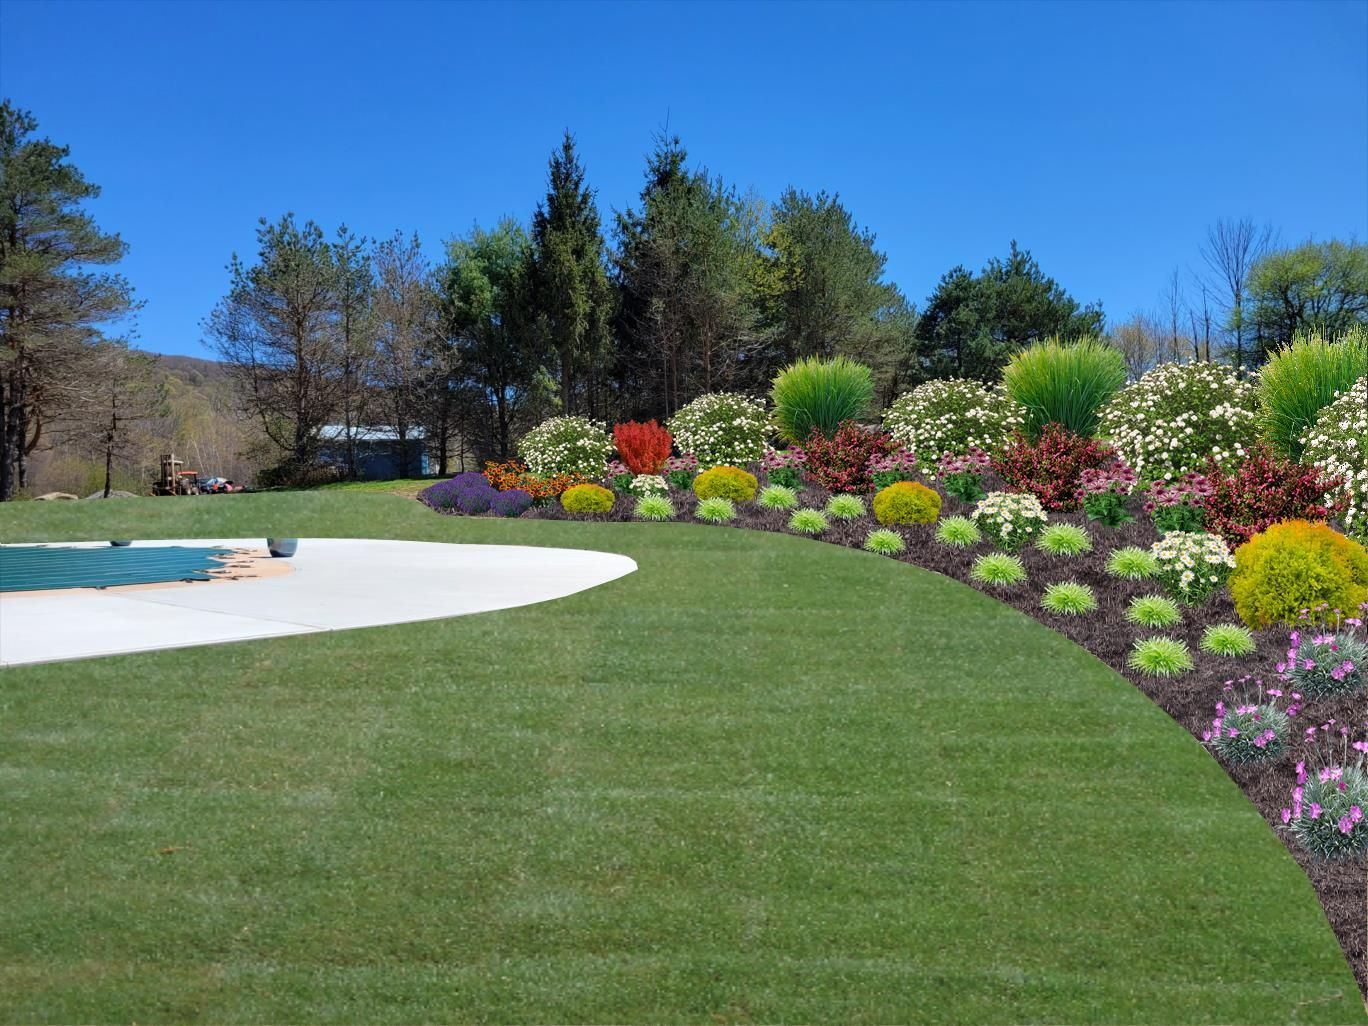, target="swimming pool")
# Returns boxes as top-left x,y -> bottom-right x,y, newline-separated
0,544 -> 233,592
